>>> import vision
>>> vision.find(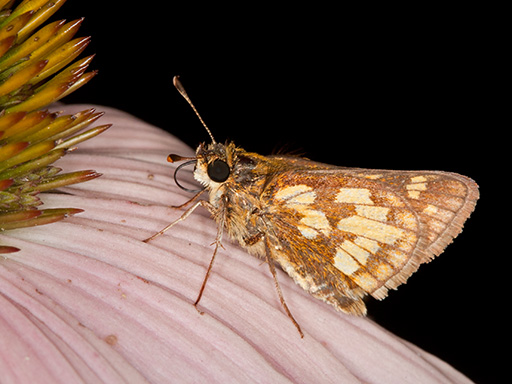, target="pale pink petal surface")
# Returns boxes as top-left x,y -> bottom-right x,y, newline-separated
0,105 -> 474,383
